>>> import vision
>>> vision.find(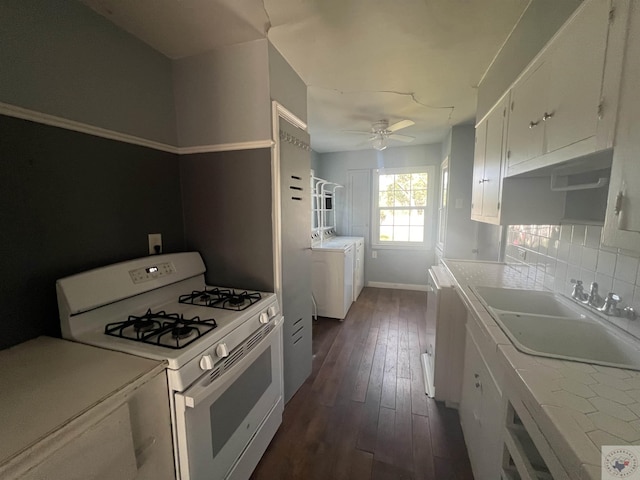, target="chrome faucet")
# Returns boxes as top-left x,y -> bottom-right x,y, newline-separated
598,292 -> 621,316
570,279 -> 588,301
570,280 -> 638,319
587,282 -> 603,308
